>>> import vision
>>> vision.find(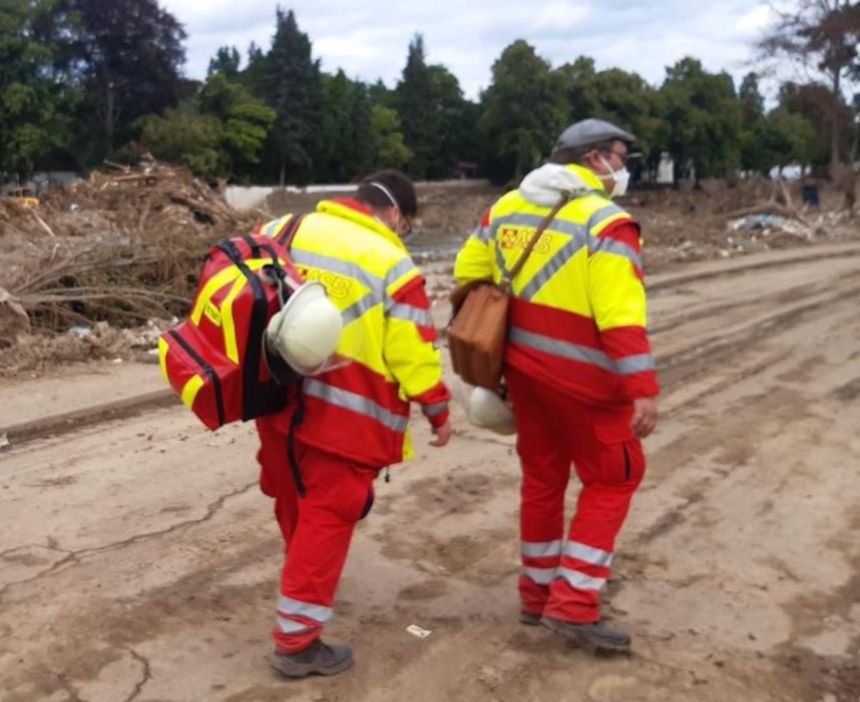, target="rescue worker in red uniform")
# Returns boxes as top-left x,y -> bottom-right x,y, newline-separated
454,119 -> 659,654
256,170 -> 451,677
